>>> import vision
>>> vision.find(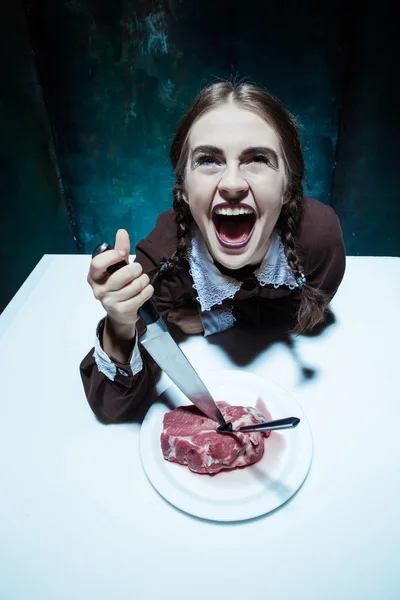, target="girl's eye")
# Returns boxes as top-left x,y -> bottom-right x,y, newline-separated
251,155 -> 271,165
196,155 -> 218,167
